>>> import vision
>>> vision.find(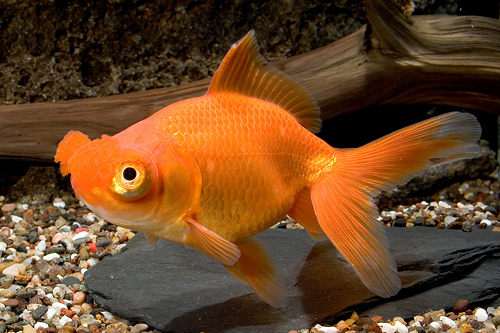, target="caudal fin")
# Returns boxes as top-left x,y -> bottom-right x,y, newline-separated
306,112 -> 481,297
